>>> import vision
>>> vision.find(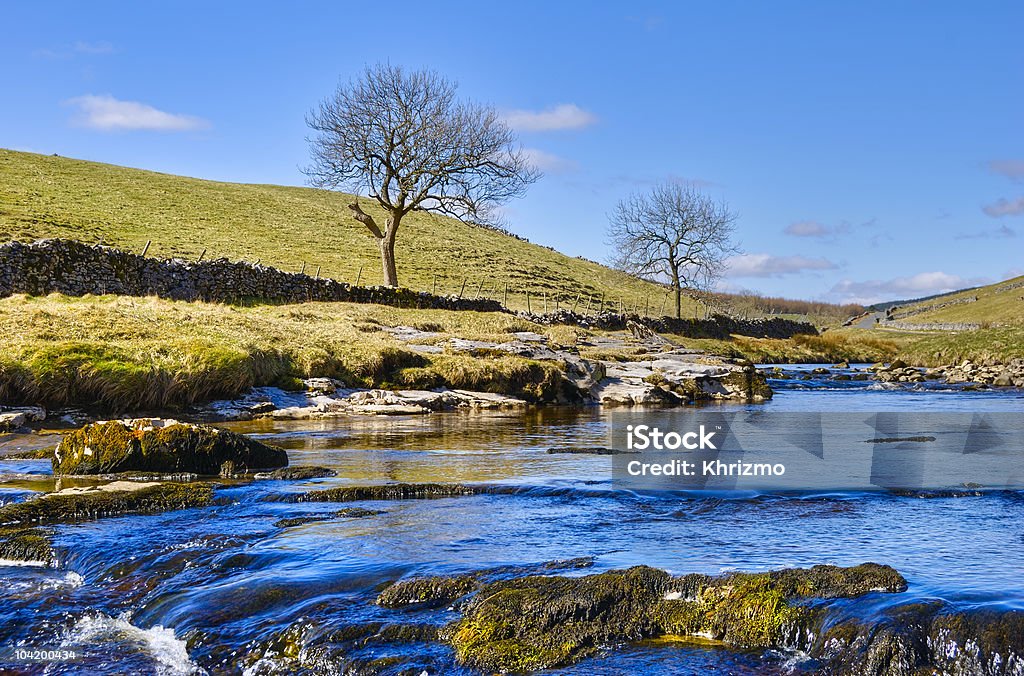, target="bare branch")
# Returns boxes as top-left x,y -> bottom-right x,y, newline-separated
305,64 -> 541,286
607,182 -> 740,317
